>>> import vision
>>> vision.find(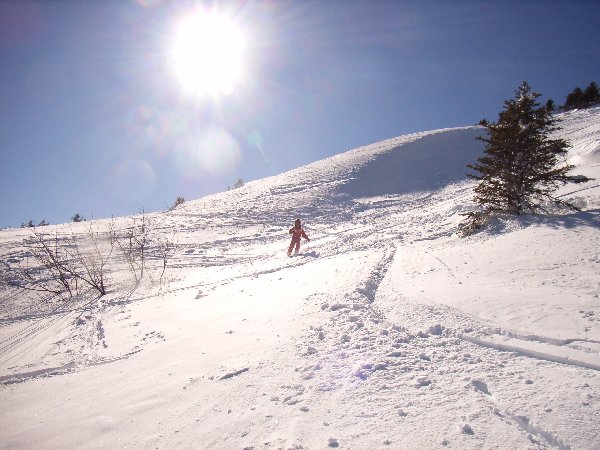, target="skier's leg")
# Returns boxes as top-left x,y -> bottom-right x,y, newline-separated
294,240 -> 300,256
288,240 -> 295,256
